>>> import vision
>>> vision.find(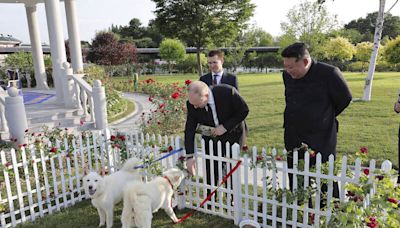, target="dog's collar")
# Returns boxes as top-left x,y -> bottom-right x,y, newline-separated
163,176 -> 175,190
